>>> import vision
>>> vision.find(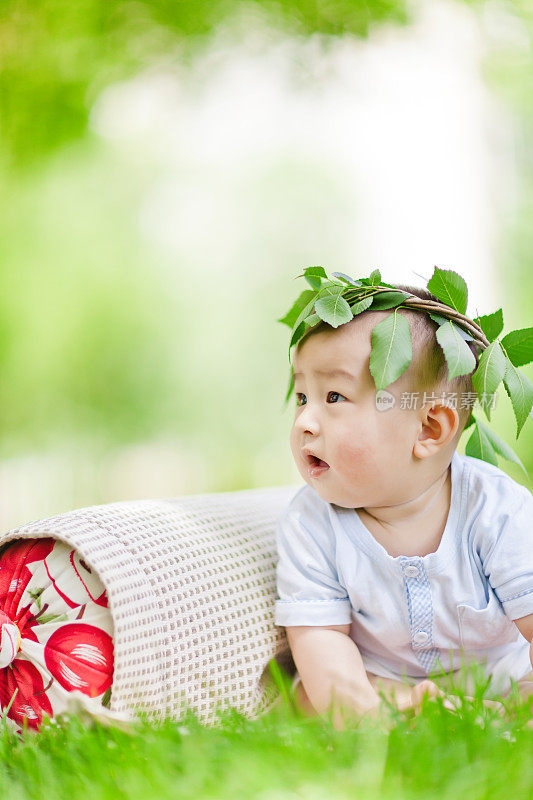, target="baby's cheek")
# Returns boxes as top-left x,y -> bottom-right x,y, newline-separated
334,440 -> 374,478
